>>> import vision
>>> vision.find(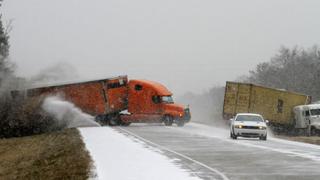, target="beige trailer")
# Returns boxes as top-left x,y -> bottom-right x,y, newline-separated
223,81 -> 311,127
